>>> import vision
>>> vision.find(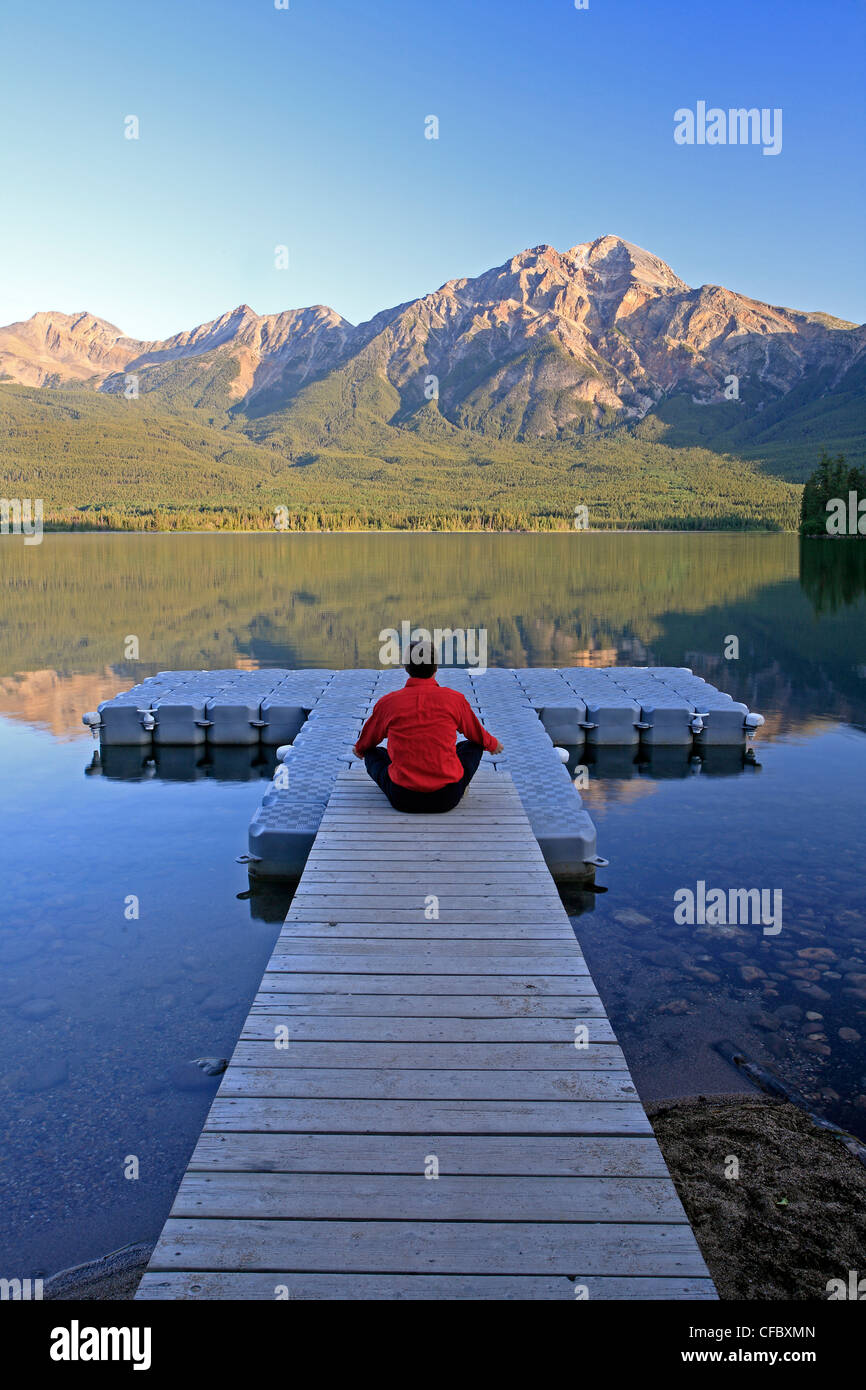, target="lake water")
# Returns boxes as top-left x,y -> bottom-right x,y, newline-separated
1,532 -> 864,1279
